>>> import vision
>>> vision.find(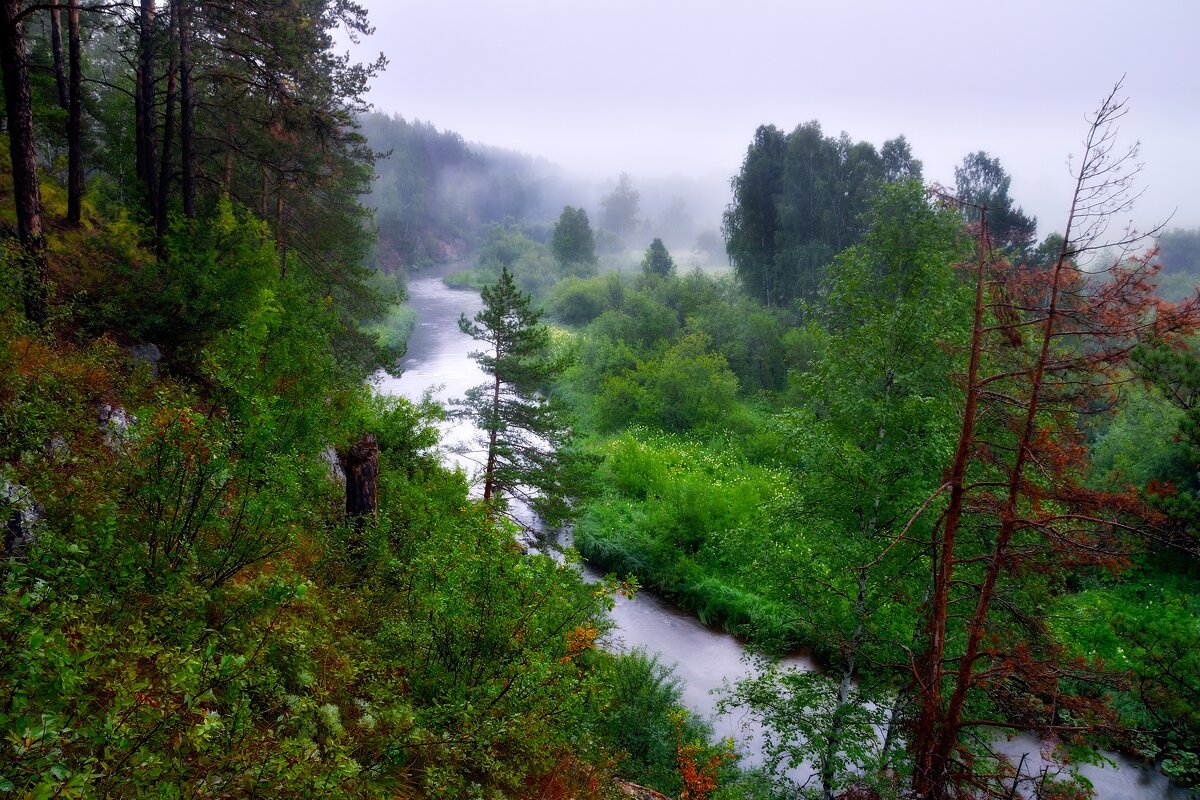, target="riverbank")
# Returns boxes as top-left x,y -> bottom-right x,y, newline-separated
378,267 -> 1196,800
